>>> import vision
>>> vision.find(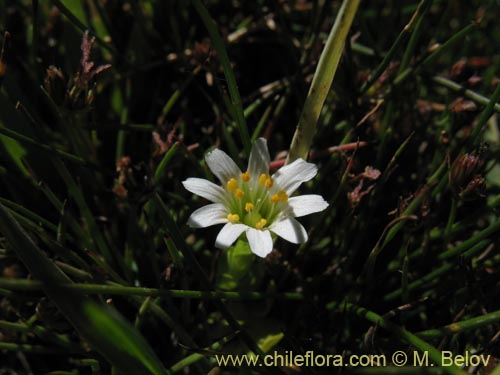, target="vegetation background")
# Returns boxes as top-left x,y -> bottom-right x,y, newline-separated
1,0 -> 500,374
